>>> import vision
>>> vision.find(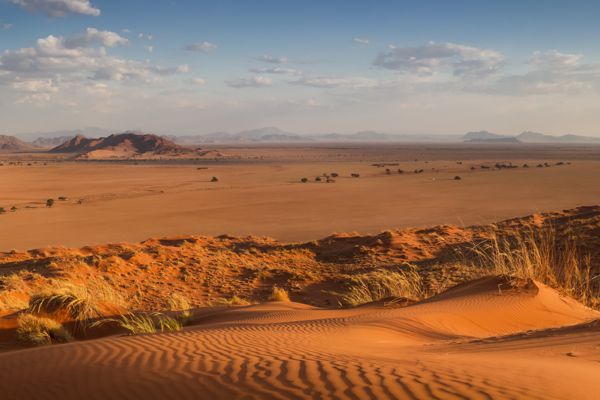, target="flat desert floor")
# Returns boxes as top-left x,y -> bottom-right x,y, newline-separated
1,143 -> 600,251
